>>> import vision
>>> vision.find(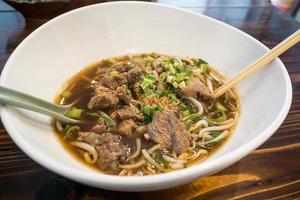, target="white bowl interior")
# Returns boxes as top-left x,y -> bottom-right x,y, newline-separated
0,2 -> 291,191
